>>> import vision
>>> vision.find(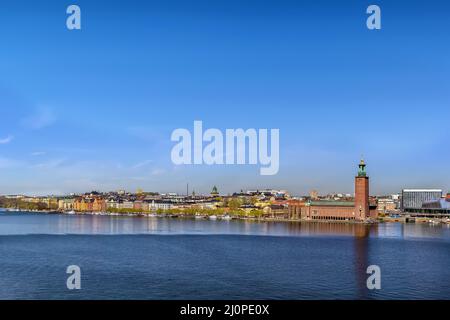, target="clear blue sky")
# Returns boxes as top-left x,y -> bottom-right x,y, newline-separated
0,0 -> 449,196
